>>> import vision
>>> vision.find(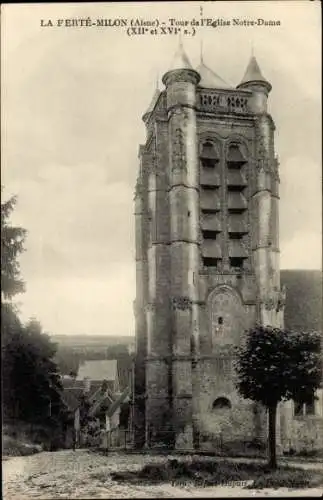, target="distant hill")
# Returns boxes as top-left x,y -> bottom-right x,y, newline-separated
51,335 -> 135,376
51,334 -> 134,353
51,270 -> 322,361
